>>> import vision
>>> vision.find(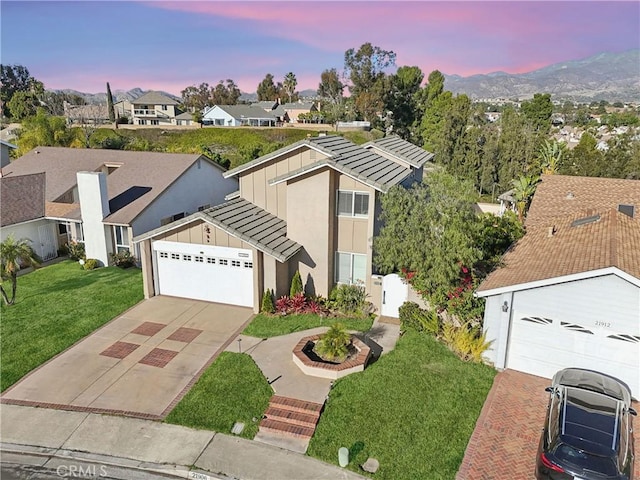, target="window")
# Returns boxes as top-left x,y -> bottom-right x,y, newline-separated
159,252 -> 168,259
336,190 -> 369,217
139,119 -> 147,125
206,257 -> 215,264
150,119 -> 159,126
194,256 -> 203,263
219,259 -> 228,266
58,223 -> 68,235
244,262 -> 253,268
113,225 -> 130,252
75,223 -> 84,243
231,260 -> 241,267
183,254 -> 192,261
171,253 -> 180,260
161,105 -> 167,111
335,252 -> 366,285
